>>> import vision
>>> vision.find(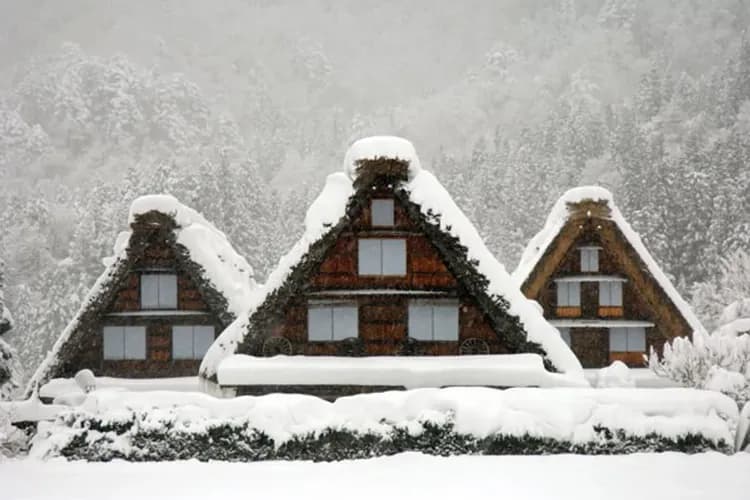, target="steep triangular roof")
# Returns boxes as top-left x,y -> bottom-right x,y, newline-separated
201,137 -> 583,383
26,195 -> 257,393
512,186 -> 706,338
